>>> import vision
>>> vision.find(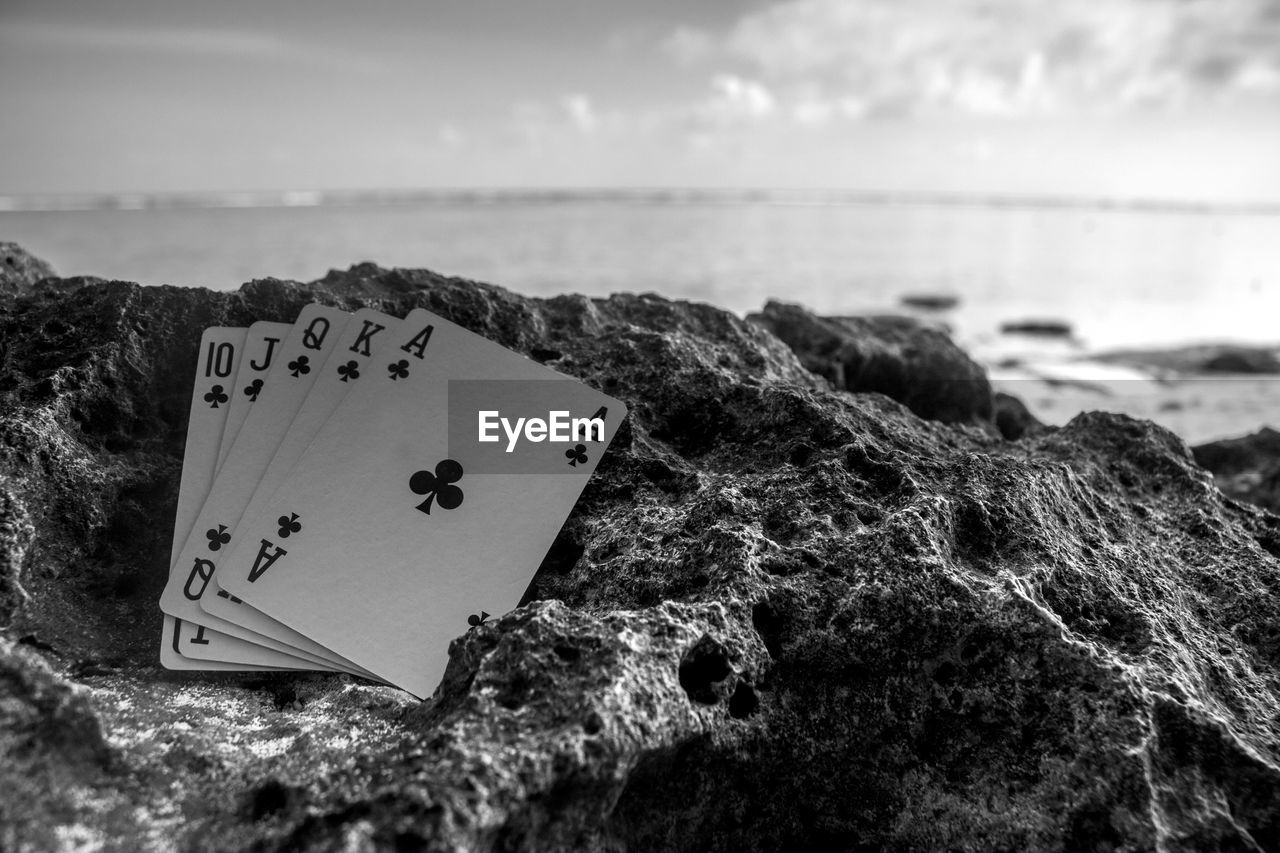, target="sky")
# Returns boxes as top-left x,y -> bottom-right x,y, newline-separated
2,0 -> 1280,201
